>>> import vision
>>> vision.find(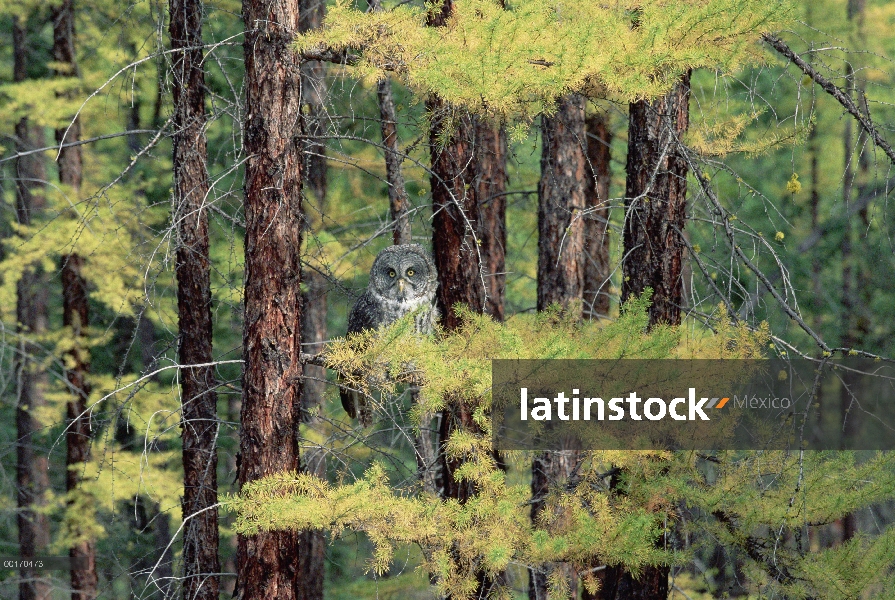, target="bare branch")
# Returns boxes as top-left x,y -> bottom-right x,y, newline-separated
763,33 -> 895,166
